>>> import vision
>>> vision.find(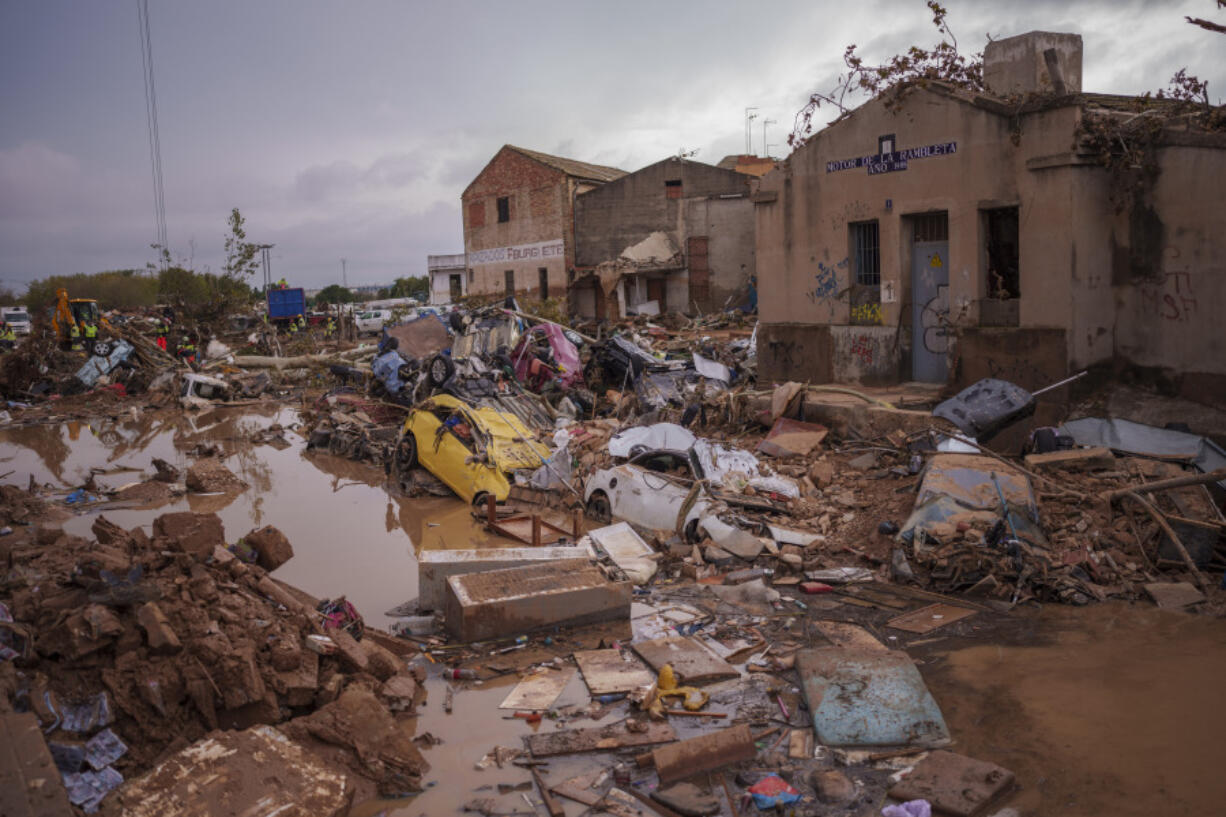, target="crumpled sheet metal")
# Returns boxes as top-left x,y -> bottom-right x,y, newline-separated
1060,417 -> 1226,490
75,340 -> 135,387
900,454 -> 1046,546
795,647 -> 950,747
